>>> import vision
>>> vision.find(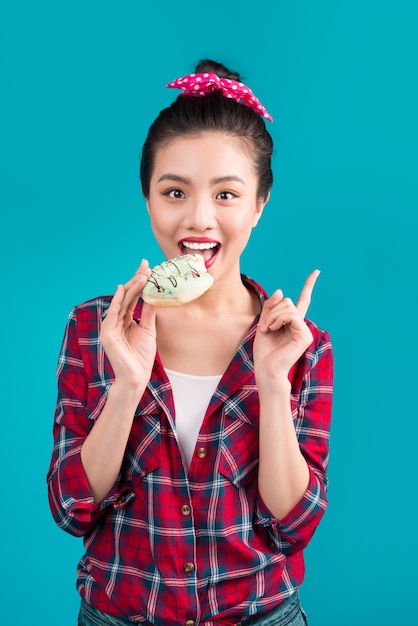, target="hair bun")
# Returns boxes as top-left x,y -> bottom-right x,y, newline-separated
194,59 -> 241,82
